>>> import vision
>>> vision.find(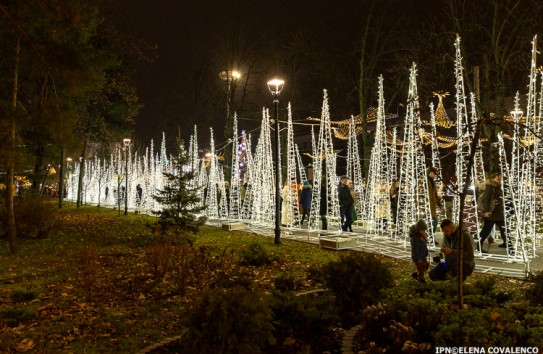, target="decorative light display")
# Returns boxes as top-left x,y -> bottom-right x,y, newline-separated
205,128 -> 219,219
284,103 -> 301,228
470,93 -> 486,184
65,36 -> 541,272
229,113 -> 241,219
388,127 -> 398,183
308,90 -> 340,231
295,144 -> 308,184
497,133 -> 521,261
363,76 -> 391,236
452,36 -> 477,234
241,133 -> 254,220
428,102 -> 444,198
433,91 -> 454,128
395,63 -> 434,244
346,116 -> 364,216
